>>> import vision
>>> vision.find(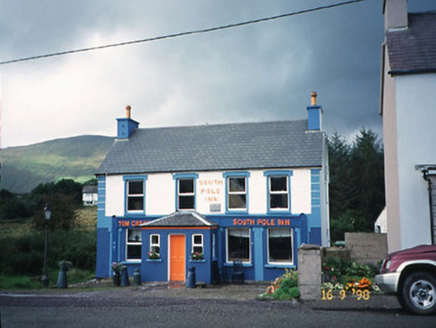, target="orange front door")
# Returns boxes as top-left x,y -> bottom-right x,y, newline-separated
170,235 -> 186,281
